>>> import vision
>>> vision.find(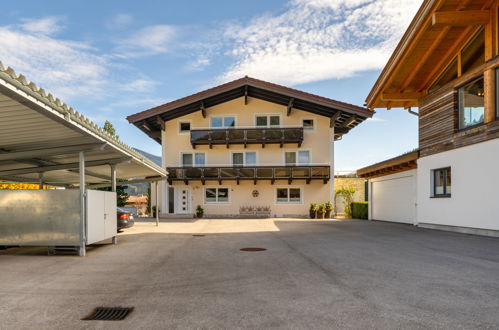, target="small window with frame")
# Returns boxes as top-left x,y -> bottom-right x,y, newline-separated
458,76 -> 484,129
432,167 -> 451,198
179,122 -> 191,133
302,119 -> 314,130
